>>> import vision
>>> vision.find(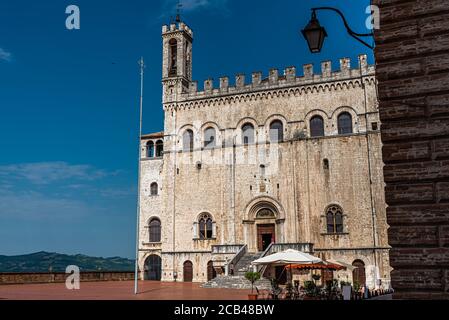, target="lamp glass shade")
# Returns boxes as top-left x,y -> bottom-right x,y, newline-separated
302,16 -> 328,53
